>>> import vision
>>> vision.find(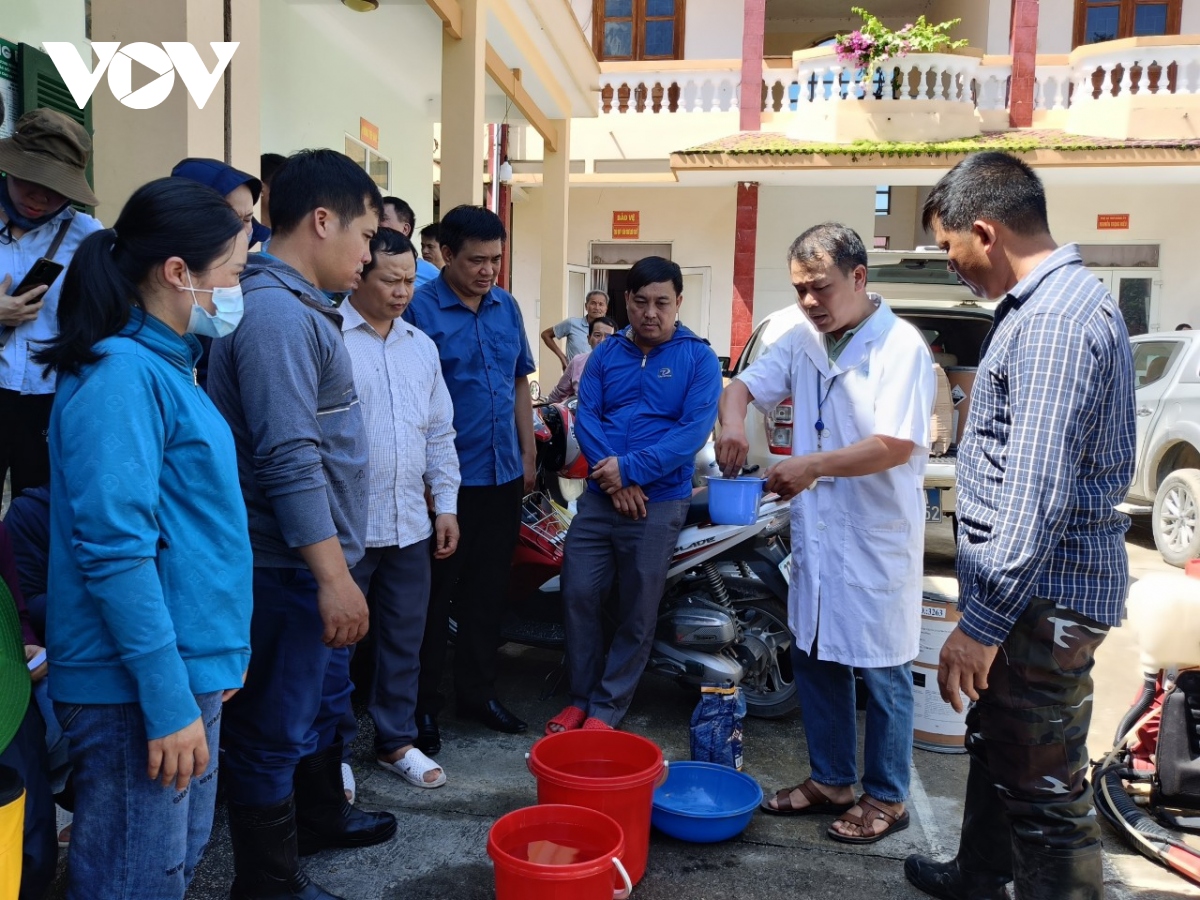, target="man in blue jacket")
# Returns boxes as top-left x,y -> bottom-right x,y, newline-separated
546,256 -> 721,734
